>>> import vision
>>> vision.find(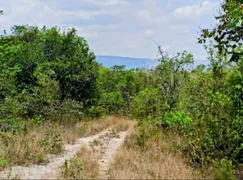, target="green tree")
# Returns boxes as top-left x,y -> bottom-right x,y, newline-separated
0,25 -> 98,119
155,50 -> 193,110
199,0 -> 243,62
